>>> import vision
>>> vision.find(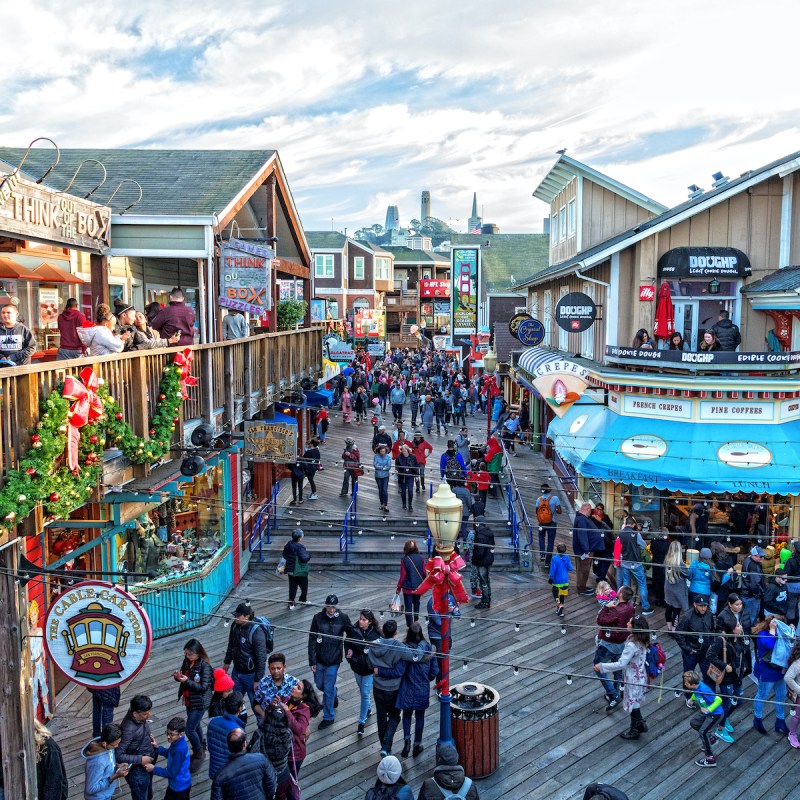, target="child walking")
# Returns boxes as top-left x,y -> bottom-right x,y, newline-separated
145,717 -> 192,799
684,670 -> 724,768
549,543 -> 573,617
